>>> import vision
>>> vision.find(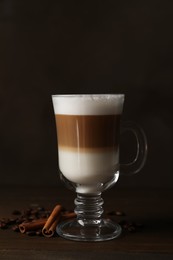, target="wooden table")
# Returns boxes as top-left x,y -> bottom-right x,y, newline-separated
0,186 -> 172,260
